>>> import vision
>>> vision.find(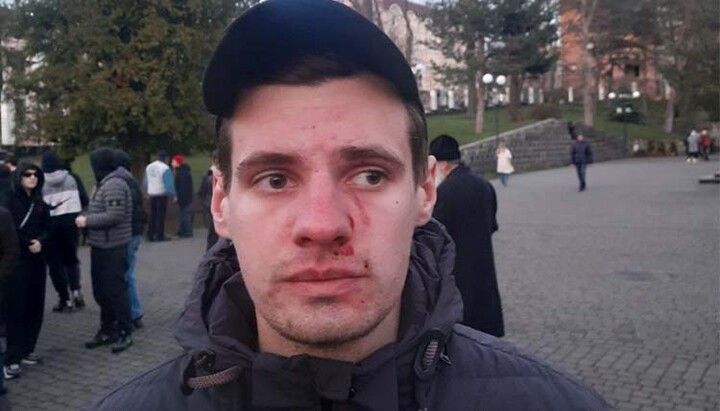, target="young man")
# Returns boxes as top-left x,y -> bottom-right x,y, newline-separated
76,148 -> 134,353
94,1 -> 608,409
430,134 -> 505,338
